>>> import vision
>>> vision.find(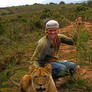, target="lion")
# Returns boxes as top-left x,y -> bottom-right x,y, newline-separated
20,64 -> 58,92
75,17 -> 82,25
